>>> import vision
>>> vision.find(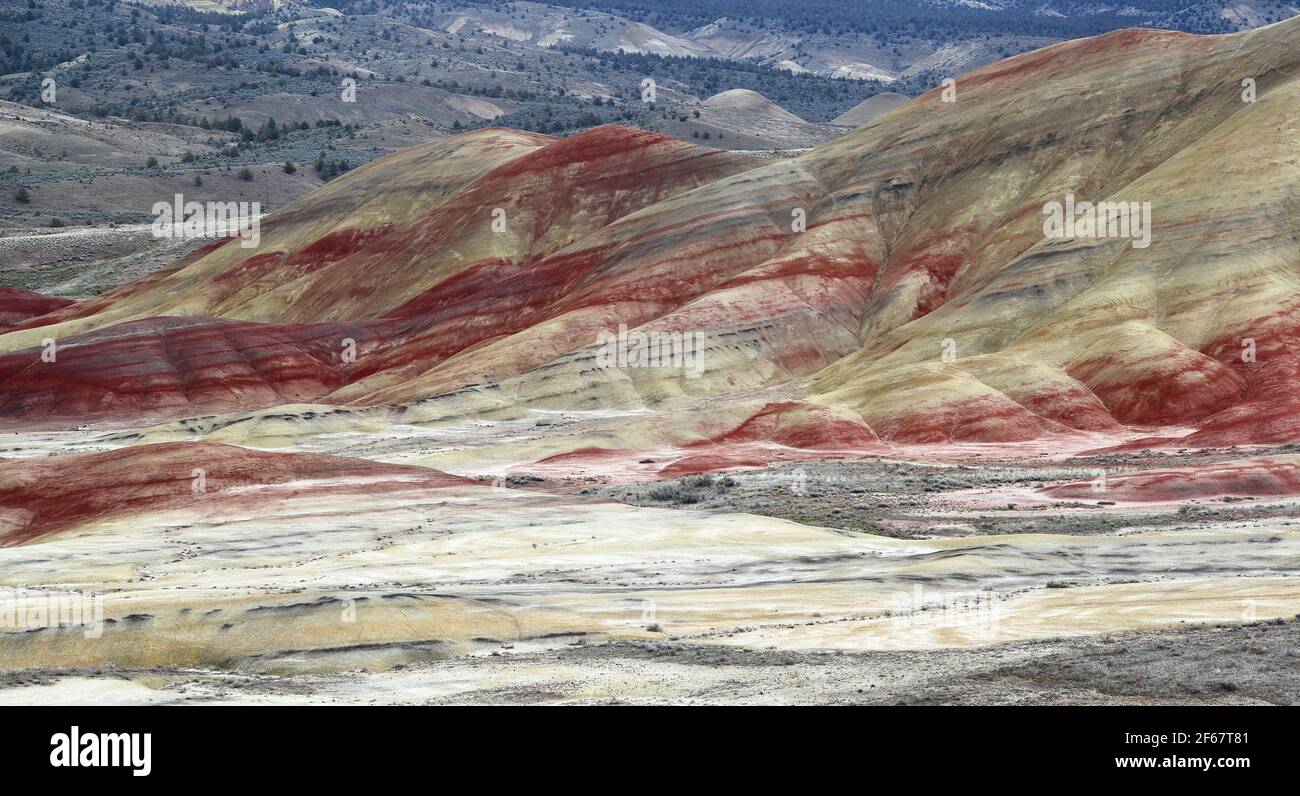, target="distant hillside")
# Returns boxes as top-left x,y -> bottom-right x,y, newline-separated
5,0 -> 1299,229
418,0 -> 1300,86
653,89 -> 842,148
831,92 -> 909,126
513,0 -> 1300,38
